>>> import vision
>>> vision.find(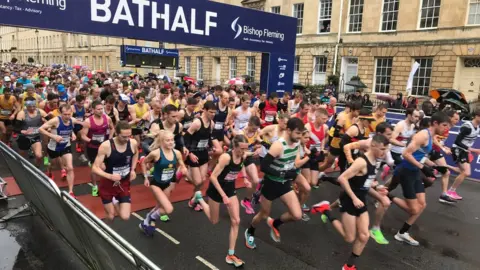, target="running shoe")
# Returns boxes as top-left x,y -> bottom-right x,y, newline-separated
266,217 -> 281,243
78,154 -> 88,163
380,165 -> 390,181
241,199 -> 255,215
446,190 -> 463,200
318,172 -> 326,181
225,255 -> 245,268
43,156 -> 50,166
194,204 -> 203,212
342,264 -> 357,270
312,184 -> 320,189
301,213 -> 310,222
160,215 -> 170,222
370,228 -> 389,245
302,204 -> 310,212
439,194 -> 457,204
311,201 -> 330,214
91,185 -> 99,197
138,222 -> 155,237
61,169 -> 67,181
320,214 -> 328,224
75,144 -> 82,153
394,232 -> 419,246
244,229 -> 256,249
69,191 -> 77,199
